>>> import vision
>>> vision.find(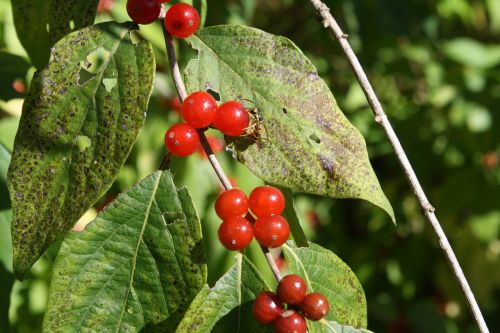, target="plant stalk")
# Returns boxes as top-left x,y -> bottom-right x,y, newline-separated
307,1 -> 489,332
161,24 -> 282,282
